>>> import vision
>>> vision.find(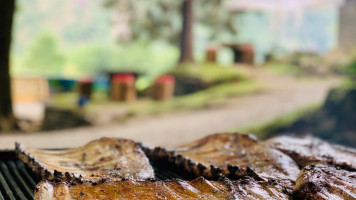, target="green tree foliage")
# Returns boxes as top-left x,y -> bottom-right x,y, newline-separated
13,0 -> 112,50
104,0 -> 237,44
195,0 -> 238,41
104,0 -> 181,43
70,44 -> 117,74
24,32 -> 65,76
69,42 -> 178,76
